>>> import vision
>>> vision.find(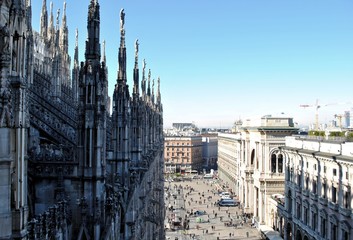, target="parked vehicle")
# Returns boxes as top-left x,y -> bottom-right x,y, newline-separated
194,210 -> 207,216
218,199 -> 239,207
219,191 -> 230,197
